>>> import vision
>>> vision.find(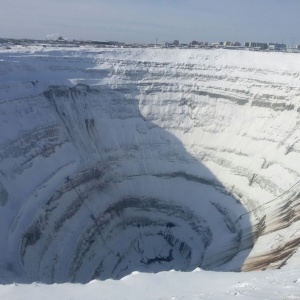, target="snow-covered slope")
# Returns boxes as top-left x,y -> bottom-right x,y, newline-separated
1,46 -> 300,286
